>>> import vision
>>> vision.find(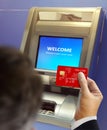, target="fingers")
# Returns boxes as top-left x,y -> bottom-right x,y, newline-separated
78,72 -> 89,94
78,72 -> 103,99
87,77 -> 103,97
87,77 -> 100,92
